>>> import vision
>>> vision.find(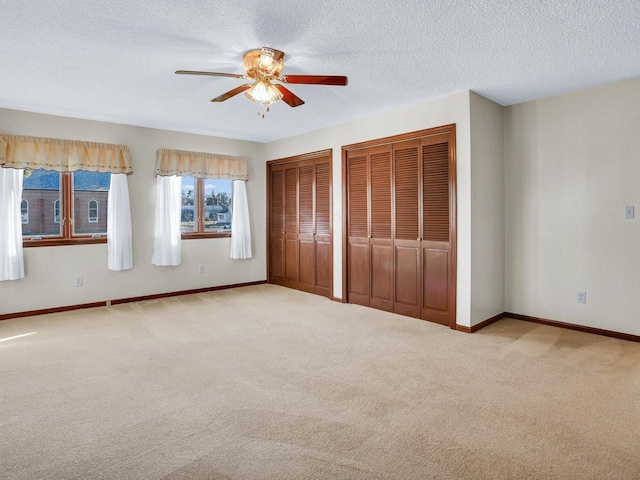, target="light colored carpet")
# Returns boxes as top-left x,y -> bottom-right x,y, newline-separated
1,284 -> 639,479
